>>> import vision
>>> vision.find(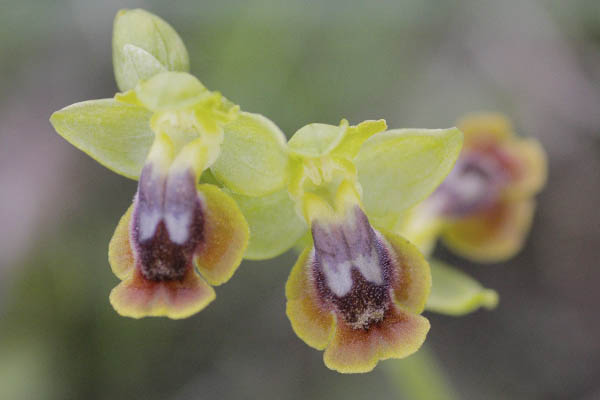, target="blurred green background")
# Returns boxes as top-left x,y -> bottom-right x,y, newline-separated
1,0 -> 599,399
